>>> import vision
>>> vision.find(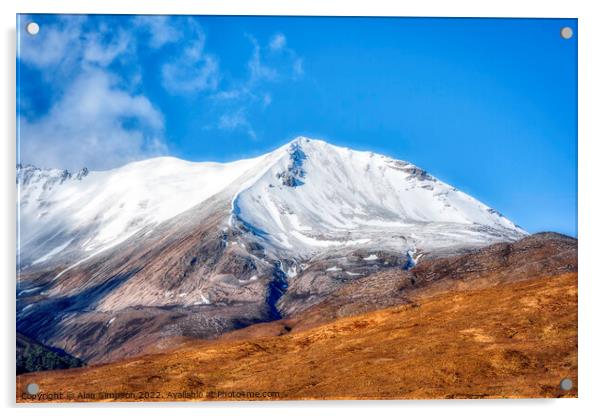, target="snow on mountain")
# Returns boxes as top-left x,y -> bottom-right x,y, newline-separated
17,136 -> 526,270
17,155 -> 270,267
232,137 -> 526,256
